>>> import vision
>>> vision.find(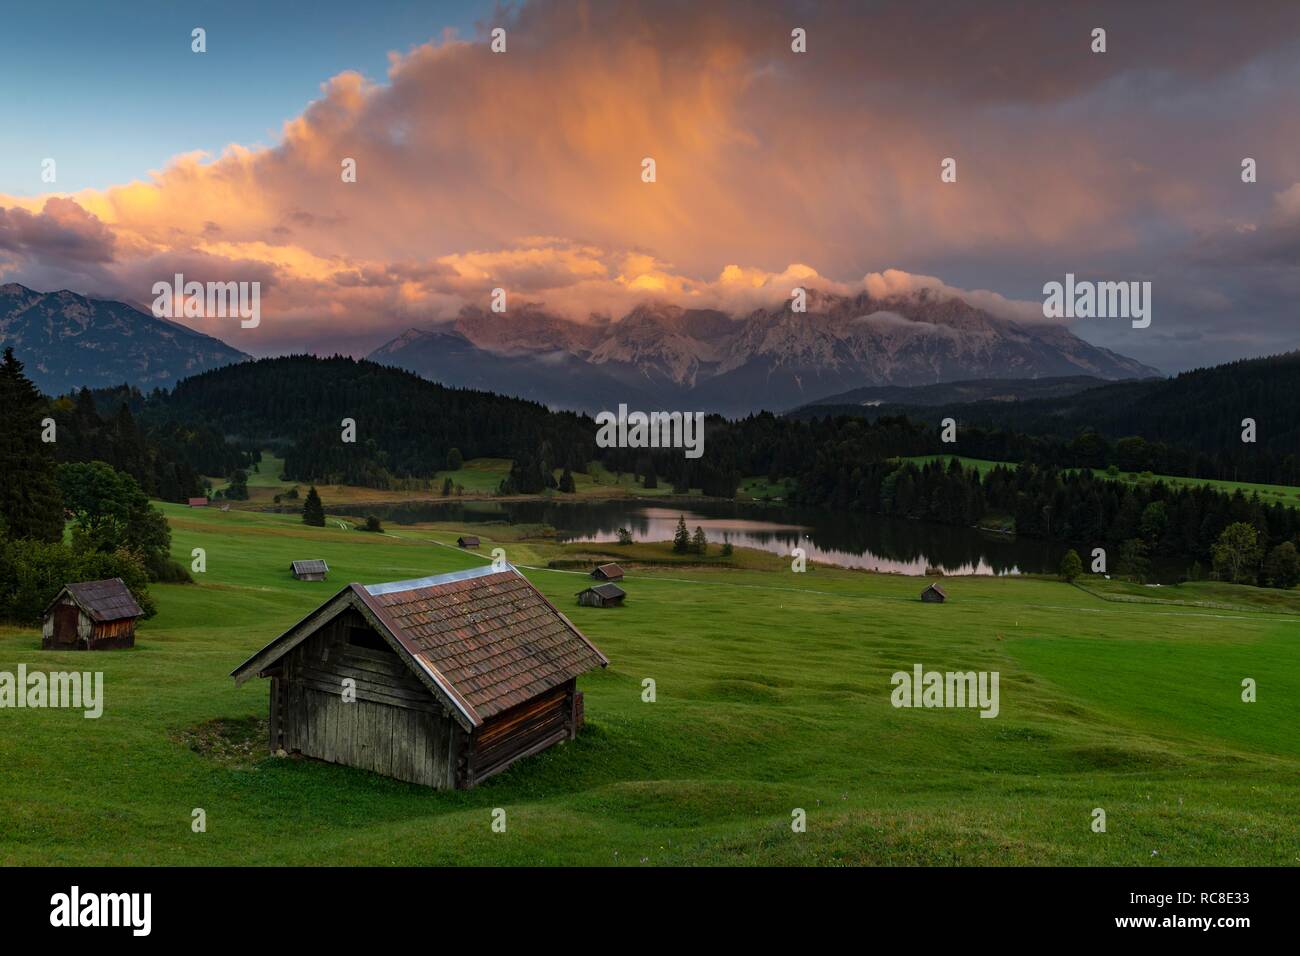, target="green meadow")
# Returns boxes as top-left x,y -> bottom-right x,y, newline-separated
905,454 -> 1300,508
1,501 -> 1297,866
